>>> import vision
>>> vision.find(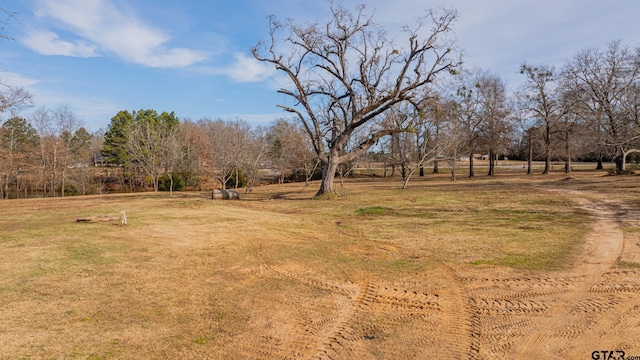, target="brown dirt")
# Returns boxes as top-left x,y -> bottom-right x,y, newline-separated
223,189 -> 640,359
